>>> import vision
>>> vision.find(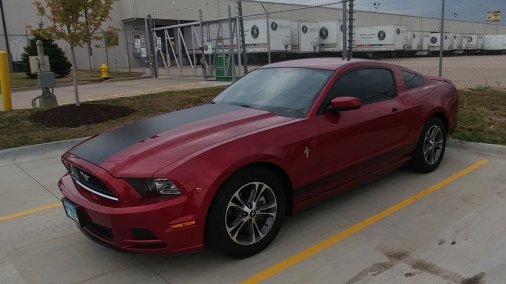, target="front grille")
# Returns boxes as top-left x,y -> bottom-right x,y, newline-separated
71,165 -> 118,201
